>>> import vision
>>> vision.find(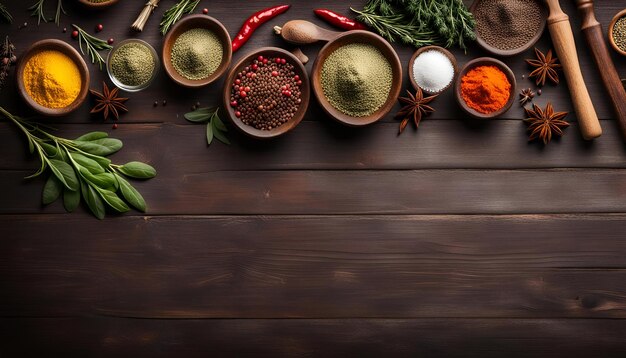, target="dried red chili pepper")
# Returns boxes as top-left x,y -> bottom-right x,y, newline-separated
314,9 -> 367,31
232,5 -> 291,52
